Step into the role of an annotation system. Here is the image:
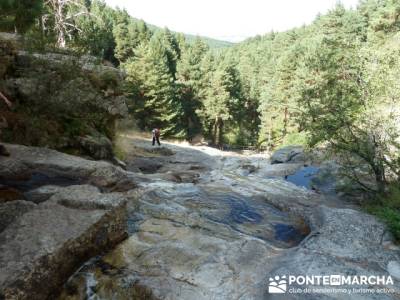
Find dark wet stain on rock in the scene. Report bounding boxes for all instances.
[0,185,25,202]
[273,223,308,245]
[227,197,263,224]
[0,172,82,192]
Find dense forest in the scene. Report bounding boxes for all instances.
[1,0,400,194]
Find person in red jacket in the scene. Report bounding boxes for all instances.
[152,128,161,146]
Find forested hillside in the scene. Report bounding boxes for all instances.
[1,0,400,193]
[3,2,400,297]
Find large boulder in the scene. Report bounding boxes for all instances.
[0,40,128,157]
[310,160,340,195]
[0,195,127,299]
[78,133,114,160]
[0,143,136,190]
[270,145,305,164]
[0,200,36,233]
[0,144,136,299]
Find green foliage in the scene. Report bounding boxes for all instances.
[72,0,118,63]
[124,33,184,137]
[365,184,400,240]
[184,34,234,49]
[376,208,400,241]
[0,0,43,33]
[280,132,308,148]
[62,117,87,137]
[4,0,400,176]
[113,11,151,63]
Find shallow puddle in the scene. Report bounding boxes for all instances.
[0,172,82,192]
[284,166,319,189]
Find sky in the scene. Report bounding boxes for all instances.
[104,0,360,42]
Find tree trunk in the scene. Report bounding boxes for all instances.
[283,106,288,136]
[374,162,386,194]
[267,116,273,150]
[217,119,223,148]
[213,117,218,146]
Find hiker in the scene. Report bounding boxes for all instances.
[152,128,161,146]
[0,91,12,156]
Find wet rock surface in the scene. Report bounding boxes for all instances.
[1,139,399,299]
[57,137,400,300]
[268,207,400,300]
[0,143,137,190]
[0,145,131,299]
[270,145,305,164]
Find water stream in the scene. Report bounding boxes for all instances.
[284,166,319,189]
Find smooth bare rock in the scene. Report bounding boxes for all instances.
[258,163,304,177]
[147,146,174,156]
[268,206,400,299]
[387,261,400,280]
[34,138,399,299]
[48,184,126,210]
[23,185,64,203]
[0,200,36,233]
[60,180,309,299]
[128,157,163,174]
[270,145,304,164]
[0,144,134,189]
[0,144,134,299]
[310,160,340,195]
[0,186,128,300]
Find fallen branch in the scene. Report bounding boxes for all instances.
[0,91,12,108]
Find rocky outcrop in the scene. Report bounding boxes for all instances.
[0,144,132,300]
[2,138,399,300]
[0,33,128,159]
[270,145,305,164]
[0,143,136,190]
[268,206,400,299]
[78,132,114,160]
[0,200,36,232]
[0,194,127,300]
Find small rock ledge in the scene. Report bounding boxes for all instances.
[0,144,133,299]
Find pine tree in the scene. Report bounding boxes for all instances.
[125,36,184,137]
[73,0,117,63]
[176,37,209,139]
[113,11,151,63]
[197,61,239,146]
[0,0,43,33]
